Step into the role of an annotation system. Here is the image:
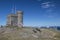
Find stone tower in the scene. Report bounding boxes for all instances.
[17,11,23,27]
[6,11,23,28]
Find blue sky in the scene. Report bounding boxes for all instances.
[0,0,60,26]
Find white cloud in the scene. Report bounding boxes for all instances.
[41,2,55,8]
[44,14,55,18]
[42,2,50,4]
[45,12,58,18]
[43,9,57,18]
[46,9,53,13]
[40,2,57,18]
[48,15,54,18]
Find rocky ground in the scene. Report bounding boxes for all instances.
[0,27,60,40]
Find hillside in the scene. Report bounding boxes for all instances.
[0,27,60,40]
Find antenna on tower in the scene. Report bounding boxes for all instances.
[11,0,16,14]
